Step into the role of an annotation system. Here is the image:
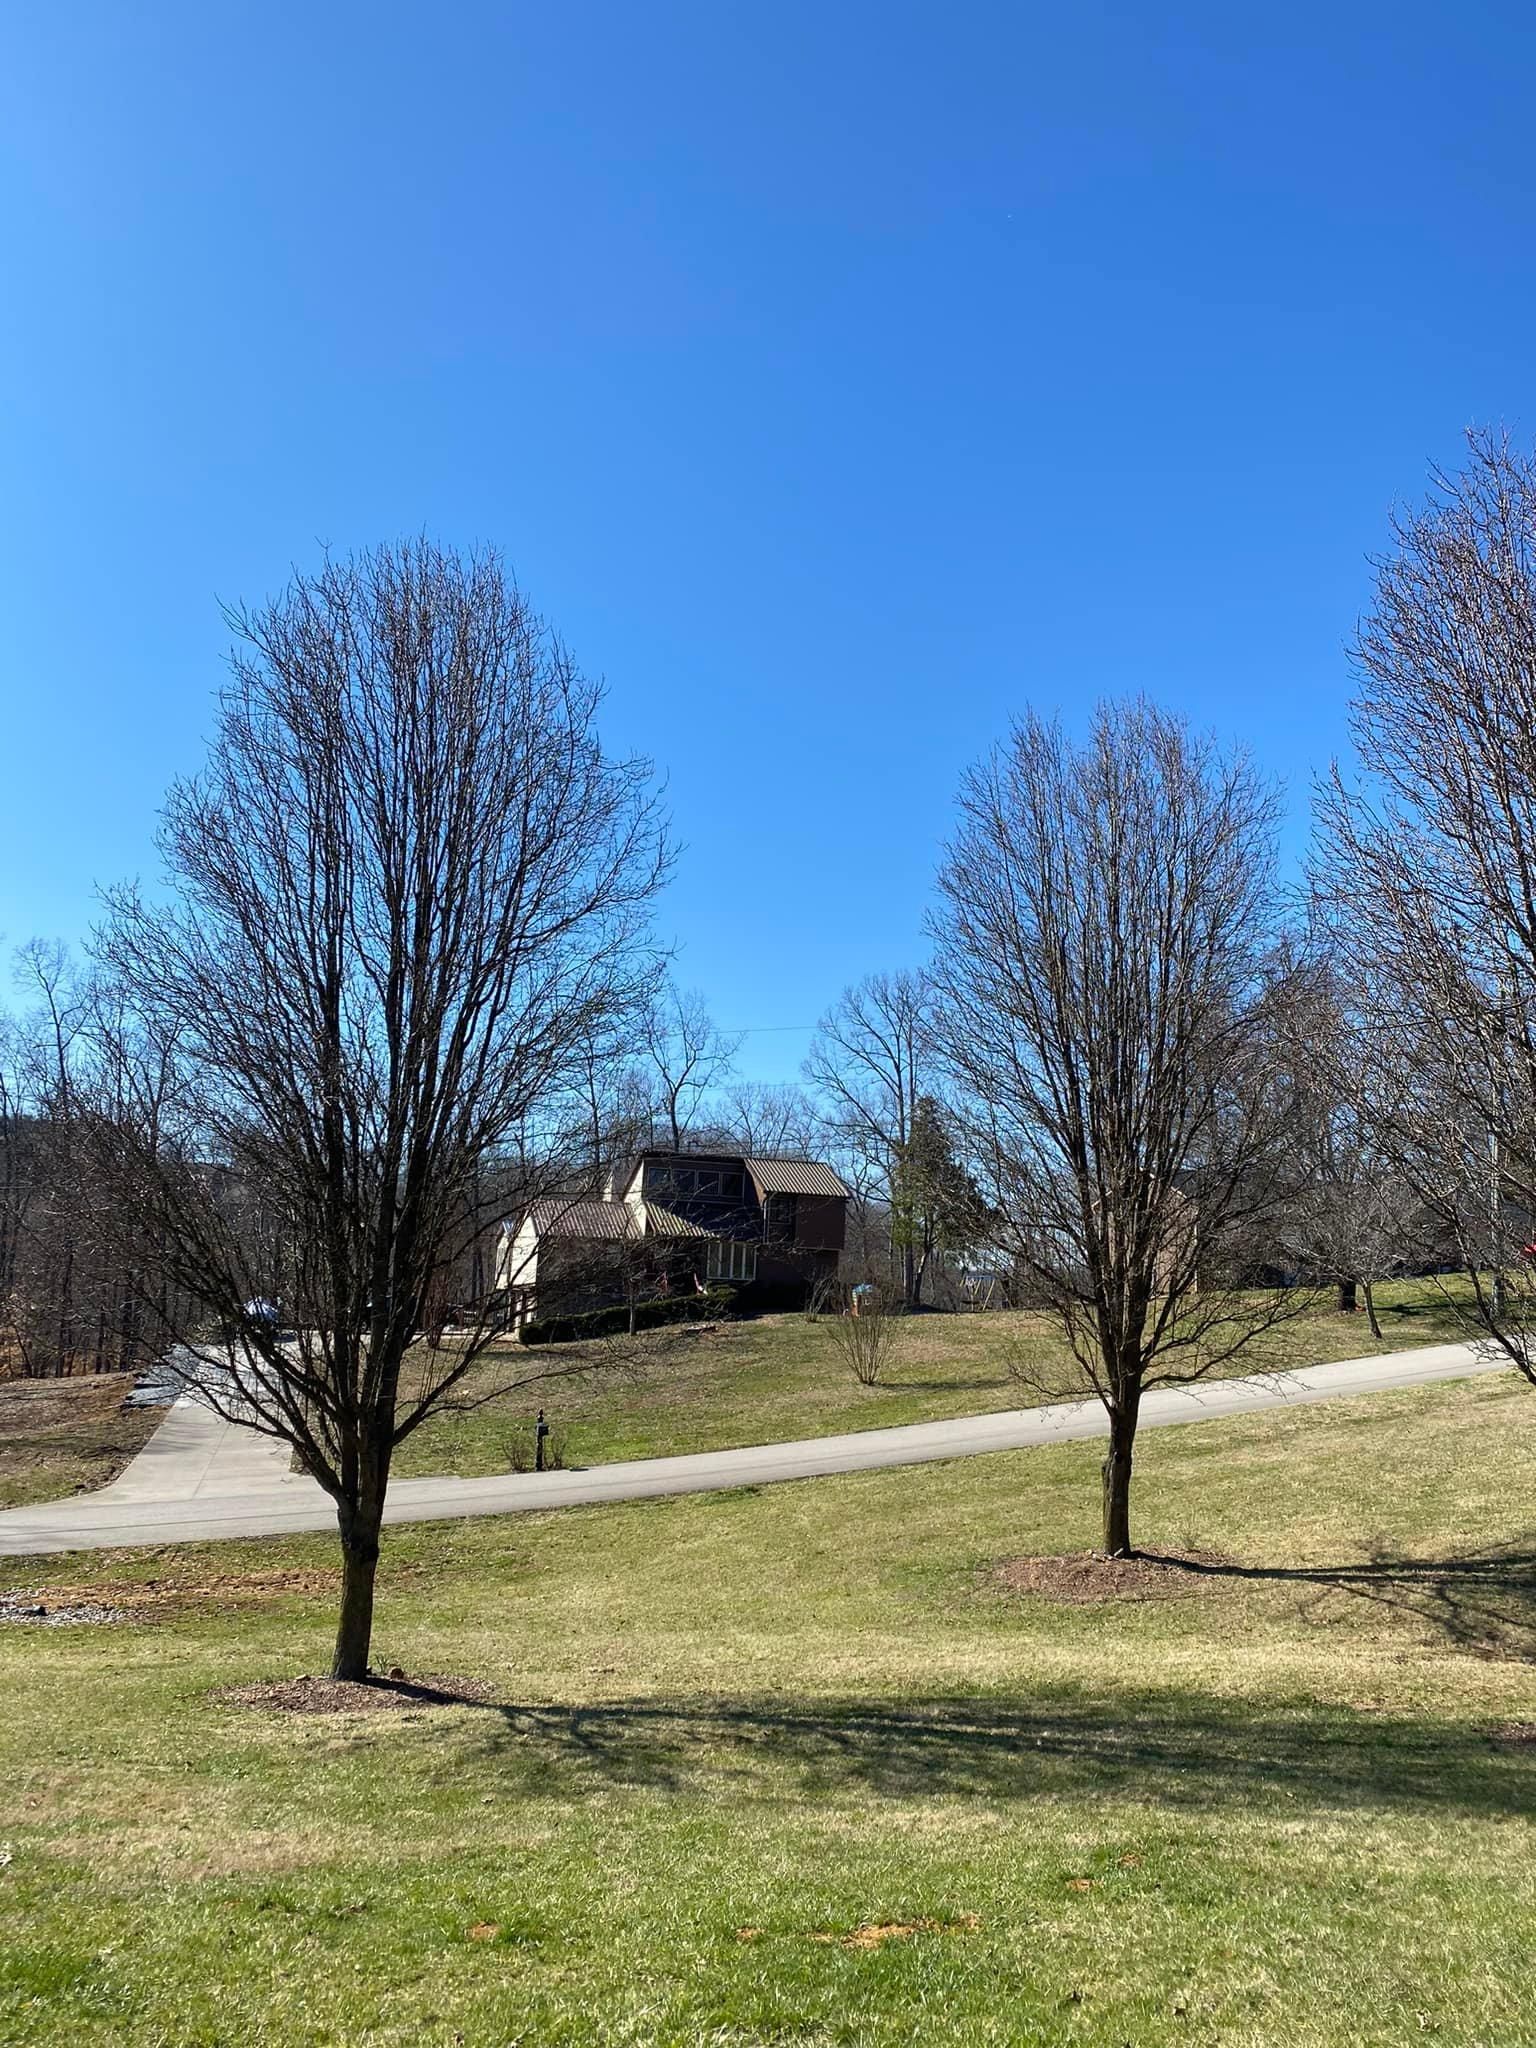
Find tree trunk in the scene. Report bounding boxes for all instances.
[332,1486,385,1682]
[1337,1277,1357,1313]
[1362,1280,1382,1341]
[902,1241,918,1312]
[1101,1402,1138,1558]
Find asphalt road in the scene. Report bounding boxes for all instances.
[0,1338,1503,1557]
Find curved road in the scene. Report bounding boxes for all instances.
[0,1338,1504,1557]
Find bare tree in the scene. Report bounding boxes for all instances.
[805,970,932,1306]
[1273,959,1432,1338]
[570,1024,655,1182]
[73,541,666,1679]
[714,1080,822,1157]
[1316,428,1536,1371]
[931,701,1303,1557]
[640,982,741,1151]
[826,1287,904,1386]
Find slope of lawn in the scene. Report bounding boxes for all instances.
[0,1373,166,1510]
[2,1363,1535,2045]
[394,1273,1480,1480]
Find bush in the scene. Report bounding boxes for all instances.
[519,1287,737,1347]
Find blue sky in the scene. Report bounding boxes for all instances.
[3,1,1533,1082]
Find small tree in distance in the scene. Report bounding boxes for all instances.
[931,701,1306,1558]
[73,541,667,1681]
[827,1288,904,1386]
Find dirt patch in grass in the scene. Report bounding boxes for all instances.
[810,1914,981,1949]
[994,1549,1227,1605]
[213,1672,498,1716]
[13,1567,342,1619]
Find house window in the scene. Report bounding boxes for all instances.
[706,1239,757,1283]
[645,1164,746,1203]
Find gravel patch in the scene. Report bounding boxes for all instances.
[0,1591,127,1627]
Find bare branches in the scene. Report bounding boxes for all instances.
[930,699,1301,1553]
[805,970,934,1304]
[73,540,666,1676]
[826,1291,904,1386]
[639,982,740,1152]
[1315,428,1536,1378]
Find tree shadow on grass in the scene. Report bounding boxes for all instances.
[1150,1542,1536,1663]
[459,1687,1536,1820]
[887,1375,1015,1395]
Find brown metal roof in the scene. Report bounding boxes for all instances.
[743,1157,851,1199]
[641,1203,724,1239]
[527,1196,725,1241]
[527,1198,639,1240]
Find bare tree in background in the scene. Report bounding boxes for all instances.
[640,982,741,1151]
[571,1024,655,1181]
[931,701,1303,1557]
[1316,428,1536,1373]
[715,1080,822,1157]
[1273,958,1430,1339]
[805,970,932,1306]
[72,541,666,1679]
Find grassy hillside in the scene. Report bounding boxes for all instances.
[3,1362,1534,2044]
[394,1273,1480,1479]
[0,1374,165,1510]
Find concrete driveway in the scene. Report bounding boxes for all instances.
[0,1337,1506,1557]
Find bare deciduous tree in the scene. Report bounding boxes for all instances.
[73,541,666,1679]
[640,982,741,1152]
[1316,427,1536,1371]
[805,970,932,1307]
[1273,959,1431,1338]
[931,701,1304,1557]
[714,1080,822,1158]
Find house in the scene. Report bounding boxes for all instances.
[497,1151,851,1324]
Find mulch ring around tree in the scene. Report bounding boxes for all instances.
[212,1671,499,1715]
[991,1549,1229,1605]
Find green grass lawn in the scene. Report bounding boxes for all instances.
[394,1273,1481,1480]
[3,1358,1535,2045]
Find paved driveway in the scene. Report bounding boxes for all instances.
[0,1338,1505,1557]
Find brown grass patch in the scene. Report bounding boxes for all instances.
[993,1549,1225,1605]
[19,1567,341,1618]
[212,1672,497,1716]
[811,1914,980,1950]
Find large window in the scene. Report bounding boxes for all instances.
[706,1239,757,1283]
[646,1164,746,1203]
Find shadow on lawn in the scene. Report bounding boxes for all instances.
[1154,1541,1536,1663]
[462,1688,1535,1818]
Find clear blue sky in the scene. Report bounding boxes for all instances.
[3,1,1532,1082]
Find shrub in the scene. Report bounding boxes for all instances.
[519,1286,737,1347]
[827,1292,905,1386]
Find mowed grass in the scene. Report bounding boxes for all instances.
[3,1364,1536,2045]
[394,1273,1480,1480]
[0,1373,165,1509]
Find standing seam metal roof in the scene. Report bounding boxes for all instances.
[742,1158,852,1198]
